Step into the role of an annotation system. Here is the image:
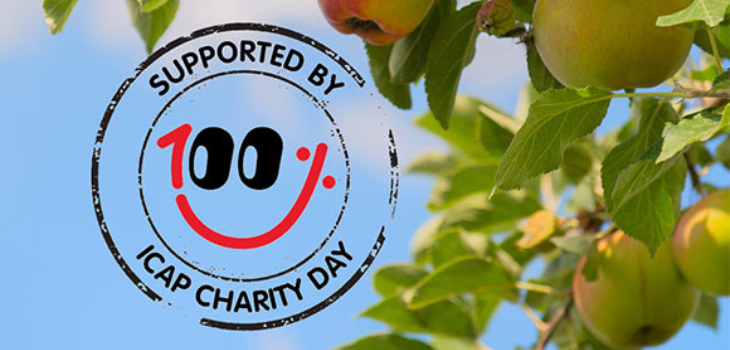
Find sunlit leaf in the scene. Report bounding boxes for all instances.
[373,264,428,298]
[496,87,612,190]
[408,257,513,308]
[366,43,412,109]
[602,99,685,253]
[361,296,477,338]
[657,107,729,163]
[126,0,179,53]
[389,0,455,84]
[425,2,483,128]
[43,0,79,34]
[657,0,730,28]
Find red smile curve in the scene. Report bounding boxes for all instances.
[176,143,329,249]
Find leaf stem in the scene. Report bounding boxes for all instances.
[706,26,724,74]
[515,281,556,295]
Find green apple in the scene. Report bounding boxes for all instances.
[533,0,693,90]
[317,0,434,45]
[574,231,699,348]
[674,190,730,296]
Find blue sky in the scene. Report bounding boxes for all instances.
[0,1,728,349]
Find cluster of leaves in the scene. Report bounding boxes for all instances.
[341,0,730,349]
[43,0,179,53]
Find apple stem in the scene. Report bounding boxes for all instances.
[705,27,724,75]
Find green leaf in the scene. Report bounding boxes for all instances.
[431,337,480,350]
[416,96,511,164]
[429,165,498,210]
[440,191,541,234]
[495,87,612,190]
[511,0,535,23]
[431,229,490,268]
[569,174,599,212]
[425,1,483,128]
[478,104,522,134]
[717,136,730,169]
[43,0,79,34]
[602,99,678,212]
[138,0,170,12]
[477,108,516,158]
[657,107,730,163]
[389,0,455,84]
[366,43,412,109]
[691,65,720,81]
[657,0,730,28]
[695,24,730,58]
[361,296,477,338]
[373,264,428,298]
[407,257,513,308]
[336,334,435,350]
[543,251,581,279]
[602,99,686,253]
[526,41,563,92]
[126,0,179,54]
[412,216,443,265]
[550,235,594,255]
[693,293,720,329]
[408,152,461,175]
[473,292,501,332]
[613,152,686,253]
[560,139,594,183]
[497,230,536,273]
[714,69,730,90]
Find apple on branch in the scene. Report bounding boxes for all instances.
[317,0,435,45]
[533,0,693,90]
[674,190,730,296]
[573,231,699,348]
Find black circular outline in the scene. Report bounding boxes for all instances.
[91,22,398,331]
[137,69,351,282]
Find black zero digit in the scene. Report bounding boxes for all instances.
[189,127,234,190]
[238,127,284,190]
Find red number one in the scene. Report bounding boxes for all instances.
[157,123,192,190]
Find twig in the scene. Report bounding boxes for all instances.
[684,153,706,196]
[536,299,573,350]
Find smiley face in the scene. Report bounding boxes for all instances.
[157,123,337,250]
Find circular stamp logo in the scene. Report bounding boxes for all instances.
[92,23,398,330]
